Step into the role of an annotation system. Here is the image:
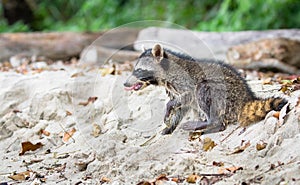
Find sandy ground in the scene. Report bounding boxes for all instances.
[0,60,299,185]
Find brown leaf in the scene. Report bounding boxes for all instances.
[186,174,201,183]
[71,72,85,78]
[92,123,101,137]
[40,129,50,136]
[12,109,22,113]
[212,161,224,167]
[62,128,76,142]
[189,131,202,141]
[8,170,32,181]
[226,166,243,173]
[100,66,115,77]
[136,181,153,185]
[156,174,168,181]
[100,176,110,183]
[171,177,180,183]
[256,141,267,151]
[19,141,43,156]
[79,97,98,106]
[202,137,216,151]
[66,110,72,116]
[230,141,250,154]
[218,166,243,174]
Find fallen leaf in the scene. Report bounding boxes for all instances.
[256,141,267,151]
[279,84,291,94]
[92,123,101,137]
[171,177,179,183]
[156,174,168,181]
[62,128,76,142]
[202,137,216,151]
[71,72,85,78]
[19,141,43,155]
[189,131,202,141]
[230,141,250,154]
[136,181,153,185]
[79,97,98,106]
[66,110,72,116]
[40,129,50,136]
[212,161,224,167]
[226,166,243,173]
[100,176,111,183]
[186,174,201,183]
[12,109,22,113]
[218,166,243,174]
[100,66,115,77]
[8,170,32,181]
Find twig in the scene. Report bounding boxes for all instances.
[221,126,241,142]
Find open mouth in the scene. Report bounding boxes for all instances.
[124,82,147,91]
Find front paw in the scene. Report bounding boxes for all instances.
[165,99,179,118]
[161,126,173,135]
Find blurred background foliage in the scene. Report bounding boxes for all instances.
[0,0,299,32]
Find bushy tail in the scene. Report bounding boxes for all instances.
[239,97,288,127]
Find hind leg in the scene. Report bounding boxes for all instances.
[182,81,228,134]
[181,120,226,134]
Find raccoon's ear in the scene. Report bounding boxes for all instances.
[141,44,146,52]
[151,44,164,63]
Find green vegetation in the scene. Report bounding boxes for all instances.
[0,0,299,32]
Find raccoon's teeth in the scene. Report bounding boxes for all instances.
[134,83,143,90]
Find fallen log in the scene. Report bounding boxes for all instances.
[0,32,103,61]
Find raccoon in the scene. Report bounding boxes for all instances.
[124,44,288,135]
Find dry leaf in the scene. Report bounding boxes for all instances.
[202,137,216,151]
[226,166,243,173]
[136,181,153,185]
[256,141,267,151]
[100,66,115,77]
[100,176,111,183]
[71,72,85,78]
[189,131,202,141]
[186,174,201,183]
[218,166,243,174]
[212,161,224,167]
[156,174,168,181]
[40,129,50,136]
[171,177,179,183]
[79,97,98,106]
[19,141,43,155]
[8,170,33,181]
[12,109,22,113]
[62,128,76,142]
[230,141,250,154]
[92,123,101,137]
[66,110,72,116]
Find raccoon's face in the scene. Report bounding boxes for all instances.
[124,44,165,91]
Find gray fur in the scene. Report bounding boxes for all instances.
[124,44,257,135]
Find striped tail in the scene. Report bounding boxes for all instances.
[239,97,288,127]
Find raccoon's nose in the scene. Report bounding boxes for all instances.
[123,82,130,87]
